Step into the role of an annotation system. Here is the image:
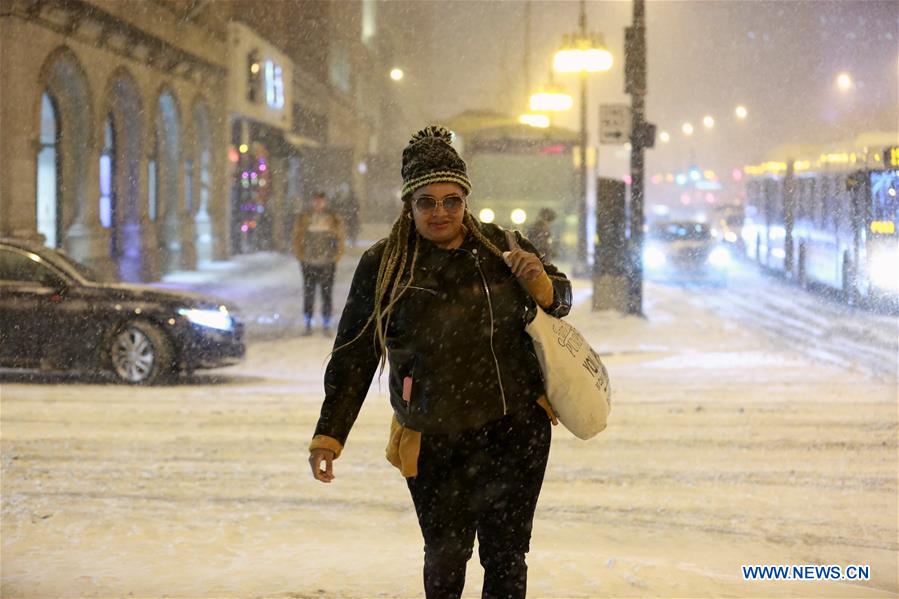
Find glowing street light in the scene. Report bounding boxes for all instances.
[735,105,748,120]
[390,68,404,81]
[659,131,670,143]
[529,88,574,111]
[702,115,715,129]
[552,0,613,270]
[479,208,496,223]
[836,72,852,91]
[511,209,528,225]
[553,41,614,73]
[518,113,551,128]
[682,122,694,136]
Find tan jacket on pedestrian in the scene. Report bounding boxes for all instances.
[291,212,346,264]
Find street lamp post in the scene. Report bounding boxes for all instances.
[553,0,612,275]
[578,52,588,274]
[625,0,654,316]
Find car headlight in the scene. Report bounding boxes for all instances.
[644,246,667,269]
[708,247,731,268]
[869,250,898,291]
[178,306,234,331]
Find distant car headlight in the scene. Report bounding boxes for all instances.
[644,246,667,269]
[869,250,898,291]
[708,247,731,268]
[178,306,234,331]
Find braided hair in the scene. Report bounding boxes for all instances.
[334,202,504,372]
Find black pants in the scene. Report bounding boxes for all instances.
[300,262,335,321]
[407,402,551,599]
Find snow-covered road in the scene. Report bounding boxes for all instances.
[2,249,896,598]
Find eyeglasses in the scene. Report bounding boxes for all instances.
[413,195,465,214]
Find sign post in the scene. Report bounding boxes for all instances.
[599,104,632,145]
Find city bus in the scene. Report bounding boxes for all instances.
[447,113,580,259]
[742,146,898,305]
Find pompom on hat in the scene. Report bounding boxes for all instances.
[401,125,472,199]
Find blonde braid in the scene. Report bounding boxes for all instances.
[332,203,419,373]
[373,204,418,369]
[333,208,497,372]
[464,211,504,257]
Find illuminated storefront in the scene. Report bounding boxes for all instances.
[227,23,293,254]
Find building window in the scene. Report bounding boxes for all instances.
[362,0,377,44]
[264,60,285,109]
[184,159,194,214]
[329,44,351,93]
[148,157,157,222]
[199,149,210,216]
[247,50,263,103]
[99,117,115,229]
[36,92,60,248]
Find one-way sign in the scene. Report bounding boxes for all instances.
[599,104,632,145]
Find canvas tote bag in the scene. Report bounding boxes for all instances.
[505,230,611,439]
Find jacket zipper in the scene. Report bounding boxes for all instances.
[469,248,508,416]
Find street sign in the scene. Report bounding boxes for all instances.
[599,104,632,145]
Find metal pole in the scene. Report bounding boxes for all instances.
[627,0,646,315]
[578,74,588,272]
[524,0,531,96]
[576,0,589,274]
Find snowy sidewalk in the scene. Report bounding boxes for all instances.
[1,230,896,598]
[152,222,393,340]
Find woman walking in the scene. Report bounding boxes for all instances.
[308,126,571,598]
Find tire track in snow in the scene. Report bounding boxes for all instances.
[665,266,898,380]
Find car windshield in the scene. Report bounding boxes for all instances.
[650,222,712,242]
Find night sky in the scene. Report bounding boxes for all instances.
[380,0,898,184]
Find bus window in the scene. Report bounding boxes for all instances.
[813,177,824,227]
[870,170,899,223]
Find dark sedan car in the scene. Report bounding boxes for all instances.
[0,239,244,384]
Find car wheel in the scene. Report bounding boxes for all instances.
[108,320,173,385]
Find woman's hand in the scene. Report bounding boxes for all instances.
[309,448,336,483]
[503,249,545,282]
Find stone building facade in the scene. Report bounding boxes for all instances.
[0,0,410,280]
[0,0,232,281]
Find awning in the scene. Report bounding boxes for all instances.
[284,132,322,149]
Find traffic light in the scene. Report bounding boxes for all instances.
[638,122,656,149]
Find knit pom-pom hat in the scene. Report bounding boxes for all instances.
[401,125,472,199]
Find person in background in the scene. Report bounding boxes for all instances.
[525,207,558,261]
[291,191,345,336]
[307,125,572,598]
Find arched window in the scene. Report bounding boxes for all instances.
[199,148,210,215]
[247,50,262,103]
[148,132,158,222]
[36,92,60,247]
[99,116,115,229]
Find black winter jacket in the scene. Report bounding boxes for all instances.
[313,222,572,444]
